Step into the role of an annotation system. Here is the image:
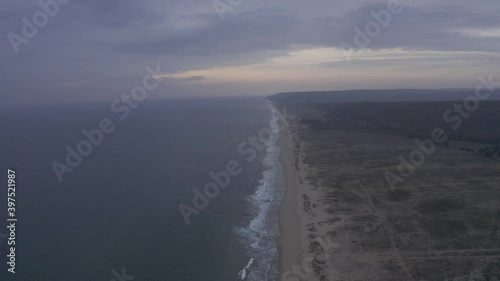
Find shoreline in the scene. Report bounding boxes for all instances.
[275,106,305,278]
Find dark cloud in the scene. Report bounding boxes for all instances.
[114,8,301,56]
[107,2,500,57]
[1,0,499,105]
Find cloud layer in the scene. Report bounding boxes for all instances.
[1,0,499,105]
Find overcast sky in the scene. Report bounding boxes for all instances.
[2,0,500,105]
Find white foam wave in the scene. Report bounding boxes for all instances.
[238,258,254,280]
[235,107,285,281]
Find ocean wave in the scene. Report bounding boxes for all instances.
[234,108,285,281]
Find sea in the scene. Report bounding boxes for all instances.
[0,96,285,281]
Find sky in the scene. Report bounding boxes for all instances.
[1,0,500,105]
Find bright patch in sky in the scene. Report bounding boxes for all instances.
[160,48,500,84]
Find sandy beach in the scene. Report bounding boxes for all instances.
[277,106,329,281]
[277,110,304,276]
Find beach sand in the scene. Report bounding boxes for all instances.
[277,107,329,281]
[277,112,304,276]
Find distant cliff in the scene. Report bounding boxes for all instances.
[267,89,500,104]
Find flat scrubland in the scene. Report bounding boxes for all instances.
[273,96,500,281]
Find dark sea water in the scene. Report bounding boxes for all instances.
[0,97,284,281]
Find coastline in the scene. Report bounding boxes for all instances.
[275,106,305,278]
